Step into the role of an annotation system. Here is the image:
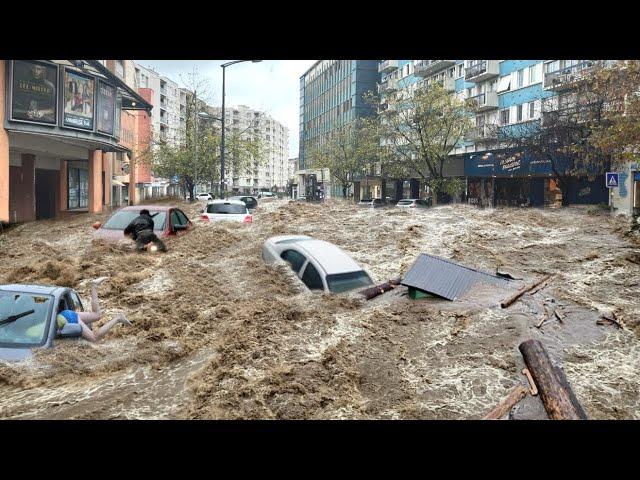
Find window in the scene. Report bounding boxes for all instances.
[280,250,306,273]
[116,60,124,78]
[528,101,535,119]
[517,69,524,88]
[516,105,523,122]
[496,76,511,93]
[528,65,537,84]
[301,262,324,290]
[175,209,189,226]
[500,109,510,125]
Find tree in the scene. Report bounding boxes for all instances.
[306,117,381,199]
[581,60,640,164]
[139,70,265,201]
[499,62,616,206]
[364,82,472,203]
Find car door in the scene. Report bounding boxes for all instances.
[175,209,191,232]
[299,260,326,291]
[280,249,307,276]
[170,209,190,236]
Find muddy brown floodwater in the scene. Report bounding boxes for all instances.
[0,198,638,419]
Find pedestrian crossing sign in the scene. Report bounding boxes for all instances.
[606,172,619,188]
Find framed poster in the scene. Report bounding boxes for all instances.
[96,80,116,135]
[10,60,58,125]
[63,69,95,130]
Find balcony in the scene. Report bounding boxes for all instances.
[414,60,456,77]
[465,60,500,82]
[468,91,498,111]
[428,76,455,92]
[379,60,399,73]
[543,61,599,91]
[464,124,498,142]
[377,78,398,94]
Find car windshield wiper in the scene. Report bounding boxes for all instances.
[0,309,35,327]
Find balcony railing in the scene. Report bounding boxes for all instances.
[379,60,399,73]
[414,60,456,77]
[465,60,500,82]
[465,124,498,142]
[468,91,498,111]
[427,76,455,92]
[543,61,599,90]
[377,78,398,94]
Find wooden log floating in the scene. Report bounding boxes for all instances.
[500,275,552,309]
[483,384,529,420]
[360,278,402,300]
[518,339,588,420]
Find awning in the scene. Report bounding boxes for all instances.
[114,174,130,184]
[112,179,126,187]
[62,60,153,113]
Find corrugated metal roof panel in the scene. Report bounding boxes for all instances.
[401,253,511,301]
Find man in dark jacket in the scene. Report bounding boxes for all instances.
[123,209,168,252]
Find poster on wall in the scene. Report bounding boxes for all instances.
[96,81,116,135]
[63,69,95,130]
[11,60,58,125]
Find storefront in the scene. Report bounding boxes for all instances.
[464,150,605,208]
[1,60,152,224]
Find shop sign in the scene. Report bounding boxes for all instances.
[11,60,58,125]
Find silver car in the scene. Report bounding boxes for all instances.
[396,198,431,209]
[262,235,374,293]
[357,198,387,208]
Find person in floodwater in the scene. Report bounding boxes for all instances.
[56,277,132,342]
[123,208,168,253]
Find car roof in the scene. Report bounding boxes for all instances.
[295,240,363,275]
[267,235,312,244]
[209,199,246,205]
[0,284,67,295]
[399,199,419,201]
[120,205,173,211]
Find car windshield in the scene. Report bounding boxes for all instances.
[0,291,53,347]
[359,199,372,203]
[207,203,246,214]
[398,200,413,205]
[102,210,167,231]
[326,271,373,294]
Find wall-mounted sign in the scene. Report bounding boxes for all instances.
[11,60,58,125]
[606,172,619,188]
[63,69,95,130]
[96,80,116,135]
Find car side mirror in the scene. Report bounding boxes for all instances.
[92,221,101,230]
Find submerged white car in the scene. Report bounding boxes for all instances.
[200,199,253,223]
[262,235,374,293]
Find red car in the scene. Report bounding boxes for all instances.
[92,205,193,243]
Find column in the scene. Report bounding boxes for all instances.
[0,60,9,223]
[129,153,138,205]
[17,154,36,222]
[59,160,68,212]
[87,149,103,213]
[102,152,112,206]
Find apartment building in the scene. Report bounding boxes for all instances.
[209,105,290,194]
[135,64,181,146]
[298,60,379,199]
[376,60,622,208]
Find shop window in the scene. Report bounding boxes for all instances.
[68,166,89,209]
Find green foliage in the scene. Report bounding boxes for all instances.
[364,83,472,194]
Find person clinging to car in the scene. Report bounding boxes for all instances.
[123,208,168,253]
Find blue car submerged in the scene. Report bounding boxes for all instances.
[0,284,86,362]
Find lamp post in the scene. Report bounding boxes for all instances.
[220,60,262,197]
[194,110,212,200]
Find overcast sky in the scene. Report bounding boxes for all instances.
[135,60,317,158]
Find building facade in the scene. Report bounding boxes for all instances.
[298,60,379,199]
[135,64,181,146]
[209,105,289,195]
[1,60,152,225]
[375,60,620,208]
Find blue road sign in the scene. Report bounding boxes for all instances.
[606,172,619,188]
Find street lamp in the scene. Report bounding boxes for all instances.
[193,111,211,200]
[220,60,262,197]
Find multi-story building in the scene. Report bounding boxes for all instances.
[134,64,181,146]
[376,60,621,208]
[210,105,289,195]
[298,60,379,199]
[0,60,152,224]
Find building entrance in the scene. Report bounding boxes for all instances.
[35,169,58,219]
